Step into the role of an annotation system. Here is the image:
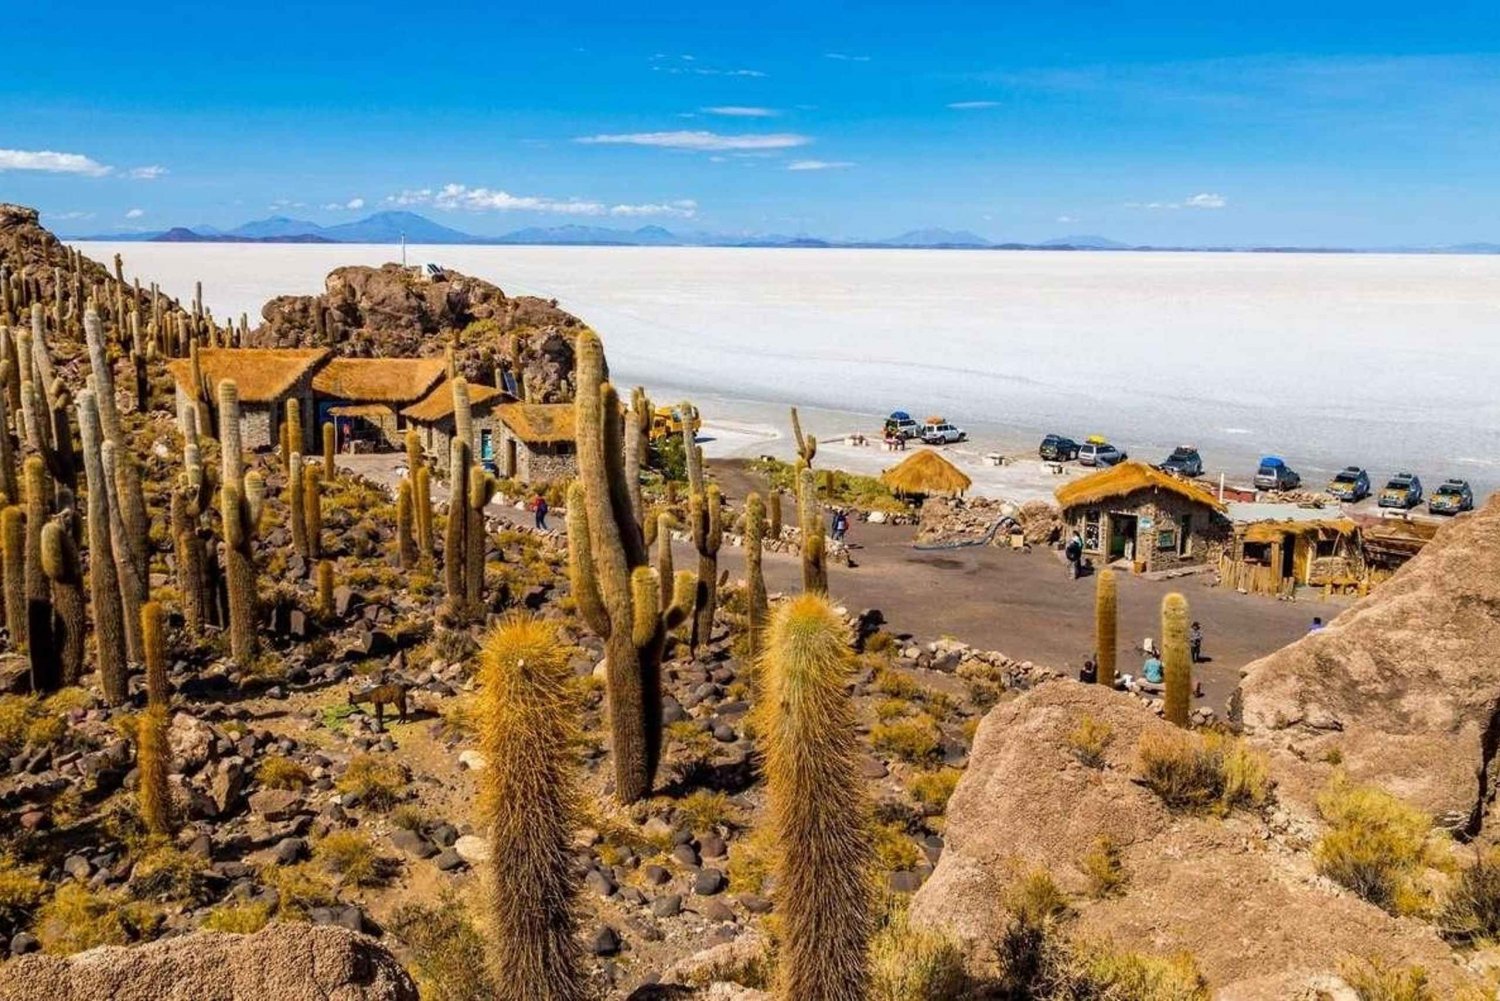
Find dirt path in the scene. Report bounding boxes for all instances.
[338,453,1335,710]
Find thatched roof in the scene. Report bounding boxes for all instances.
[1055,462,1225,513]
[1241,517,1358,544]
[312,357,446,404]
[400,378,506,423]
[327,403,396,419]
[166,348,330,404]
[495,403,575,445]
[880,449,973,496]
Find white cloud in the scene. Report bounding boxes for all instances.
[124,208,145,219]
[947,100,999,109]
[48,211,95,221]
[385,189,431,207]
[347,197,366,210]
[323,197,366,211]
[1057,215,1077,223]
[126,165,167,180]
[786,160,854,171]
[825,52,871,62]
[609,199,698,218]
[0,148,112,176]
[577,130,810,151]
[270,198,307,210]
[701,106,779,118]
[1127,192,1228,210]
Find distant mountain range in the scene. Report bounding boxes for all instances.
[61,211,1500,254]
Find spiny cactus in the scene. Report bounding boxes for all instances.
[22,456,48,614]
[282,399,302,470]
[687,485,723,653]
[743,492,770,661]
[102,441,148,666]
[796,467,827,594]
[624,388,651,528]
[139,612,171,840]
[757,593,871,999]
[288,453,307,558]
[477,614,586,1001]
[0,363,18,505]
[466,467,492,611]
[452,377,473,455]
[768,490,782,540]
[790,406,817,468]
[396,478,417,569]
[1162,593,1192,727]
[303,464,322,561]
[654,513,674,611]
[0,507,20,647]
[414,464,433,555]
[219,383,263,669]
[40,518,85,688]
[1095,569,1117,688]
[218,380,243,488]
[322,421,336,480]
[569,329,693,802]
[82,307,123,445]
[444,438,471,620]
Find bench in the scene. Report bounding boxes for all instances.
[986,453,1006,466]
[1045,461,1064,475]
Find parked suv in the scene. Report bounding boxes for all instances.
[1254,457,1301,492]
[922,422,967,444]
[1429,479,1474,515]
[1326,467,1371,502]
[1078,442,1127,467]
[1039,434,1080,461]
[1160,446,1203,477]
[1379,472,1423,509]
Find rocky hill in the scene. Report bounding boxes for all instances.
[251,263,584,402]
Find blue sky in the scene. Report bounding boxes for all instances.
[4,0,1499,245]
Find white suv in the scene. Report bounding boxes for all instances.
[1078,442,1127,467]
[922,422,966,444]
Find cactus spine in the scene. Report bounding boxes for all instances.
[138,601,172,836]
[1162,592,1192,727]
[757,594,871,1000]
[40,519,85,688]
[396,478,417,569]
[796,467,827,594]
[478,614,586,1001]
[322,421,336,480]
[1,507,22,648]
[568,331,692,803]
[1095,568,1118,688]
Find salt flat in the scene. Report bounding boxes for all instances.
[76,242,1500,497]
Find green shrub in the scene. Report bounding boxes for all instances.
[0,855,47,928]
[34,883,157,955]
[909,768,962,814]
[314,831,386,888]
[1338,956,1436,1001]
[256,755,311,790]
[1440,849,1500,942]
[993,870,1072,993]
[1135,731,1269,814]
[1081,835,1129,899]
[871,715,943,764]
[1314,777,1433,915]
[202,901,272,934]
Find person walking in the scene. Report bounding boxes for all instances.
[531,492,549,531]
[1065,532,1083,579]
[1189,621,1203,663]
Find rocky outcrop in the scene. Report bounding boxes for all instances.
[0,204,117,304]
[0,923,418,1001]
[1237,495,1500,831]
[910,681,1475,997]
[252,263,583,401]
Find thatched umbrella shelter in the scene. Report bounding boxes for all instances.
[881,449,973,498]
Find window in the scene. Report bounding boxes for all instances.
[1083,510,1101,551]
[1157,528,1177,552]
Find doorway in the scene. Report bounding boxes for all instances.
[1109,514,1138,562]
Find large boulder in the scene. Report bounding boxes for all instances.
[253,263,582,401]
[1236,495,1500,831]
[0,922,418,1001]
[910,681,1475,996]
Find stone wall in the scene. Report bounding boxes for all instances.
[1066,488,1225,573]
[515,441,577,484]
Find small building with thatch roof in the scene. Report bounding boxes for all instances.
[880,449,973,498]
[311,357,447,451]
[1055,461,1228,573]
[166,347,330,452]
[402,380,577,482]
[1220,516,1363,597]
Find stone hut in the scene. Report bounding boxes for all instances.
[1219,516,1363,597]
[311,356,447,451]
[167,348,330,452]
[401,378,507,466]
[1055,462,1228,573]
[492,402,578,483]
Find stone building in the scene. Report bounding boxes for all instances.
[492,402,577,483]
[1055,462,1228,574]
[400,378,506,465]
[311,356,447,451]
[167,348,330,452]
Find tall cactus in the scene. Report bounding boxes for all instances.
[218,380,262,667]
[654,513,674,610]
[139,601,172,836]
[466,468,492,610]
[796,467,827,594]
[624,387,651,528]
[790,406,817,468]
[478,614,586,1001]
[0,362,18,505]
[443,438,471,620]
[102,441,148,665]
[414,464,433,556]
[282,399,302,470]
[40,518,85,687]
[396,478,417,569]
[757,593,871,999]
[303,464,322,560]
[288,453,307,558]
[1,506,22,648]
[743,492,770,660]
[452,377,473,455]
[316,559,334,621]
[322,421,336,480]
[82,308,123,445]
[687,485,723,653]
[568,330,693,802]
[1095,568,1118,688]
[1162,593,1192,727]
[768,490,782,540]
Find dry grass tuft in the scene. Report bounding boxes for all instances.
[1314,776,1434,916]
[1135,730,1269,815]
[256,755,311,790]
[201,901,272,934]
[336,754,408,812]
[869,897,969,1001]
[1067,715,1114,769]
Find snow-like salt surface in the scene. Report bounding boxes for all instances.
[75,242,1500,497]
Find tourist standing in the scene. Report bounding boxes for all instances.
[1189,621,1203,663]
[1065,532,1083,578]
[531,492,549,531]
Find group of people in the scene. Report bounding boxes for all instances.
[1078,621,1206,698]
